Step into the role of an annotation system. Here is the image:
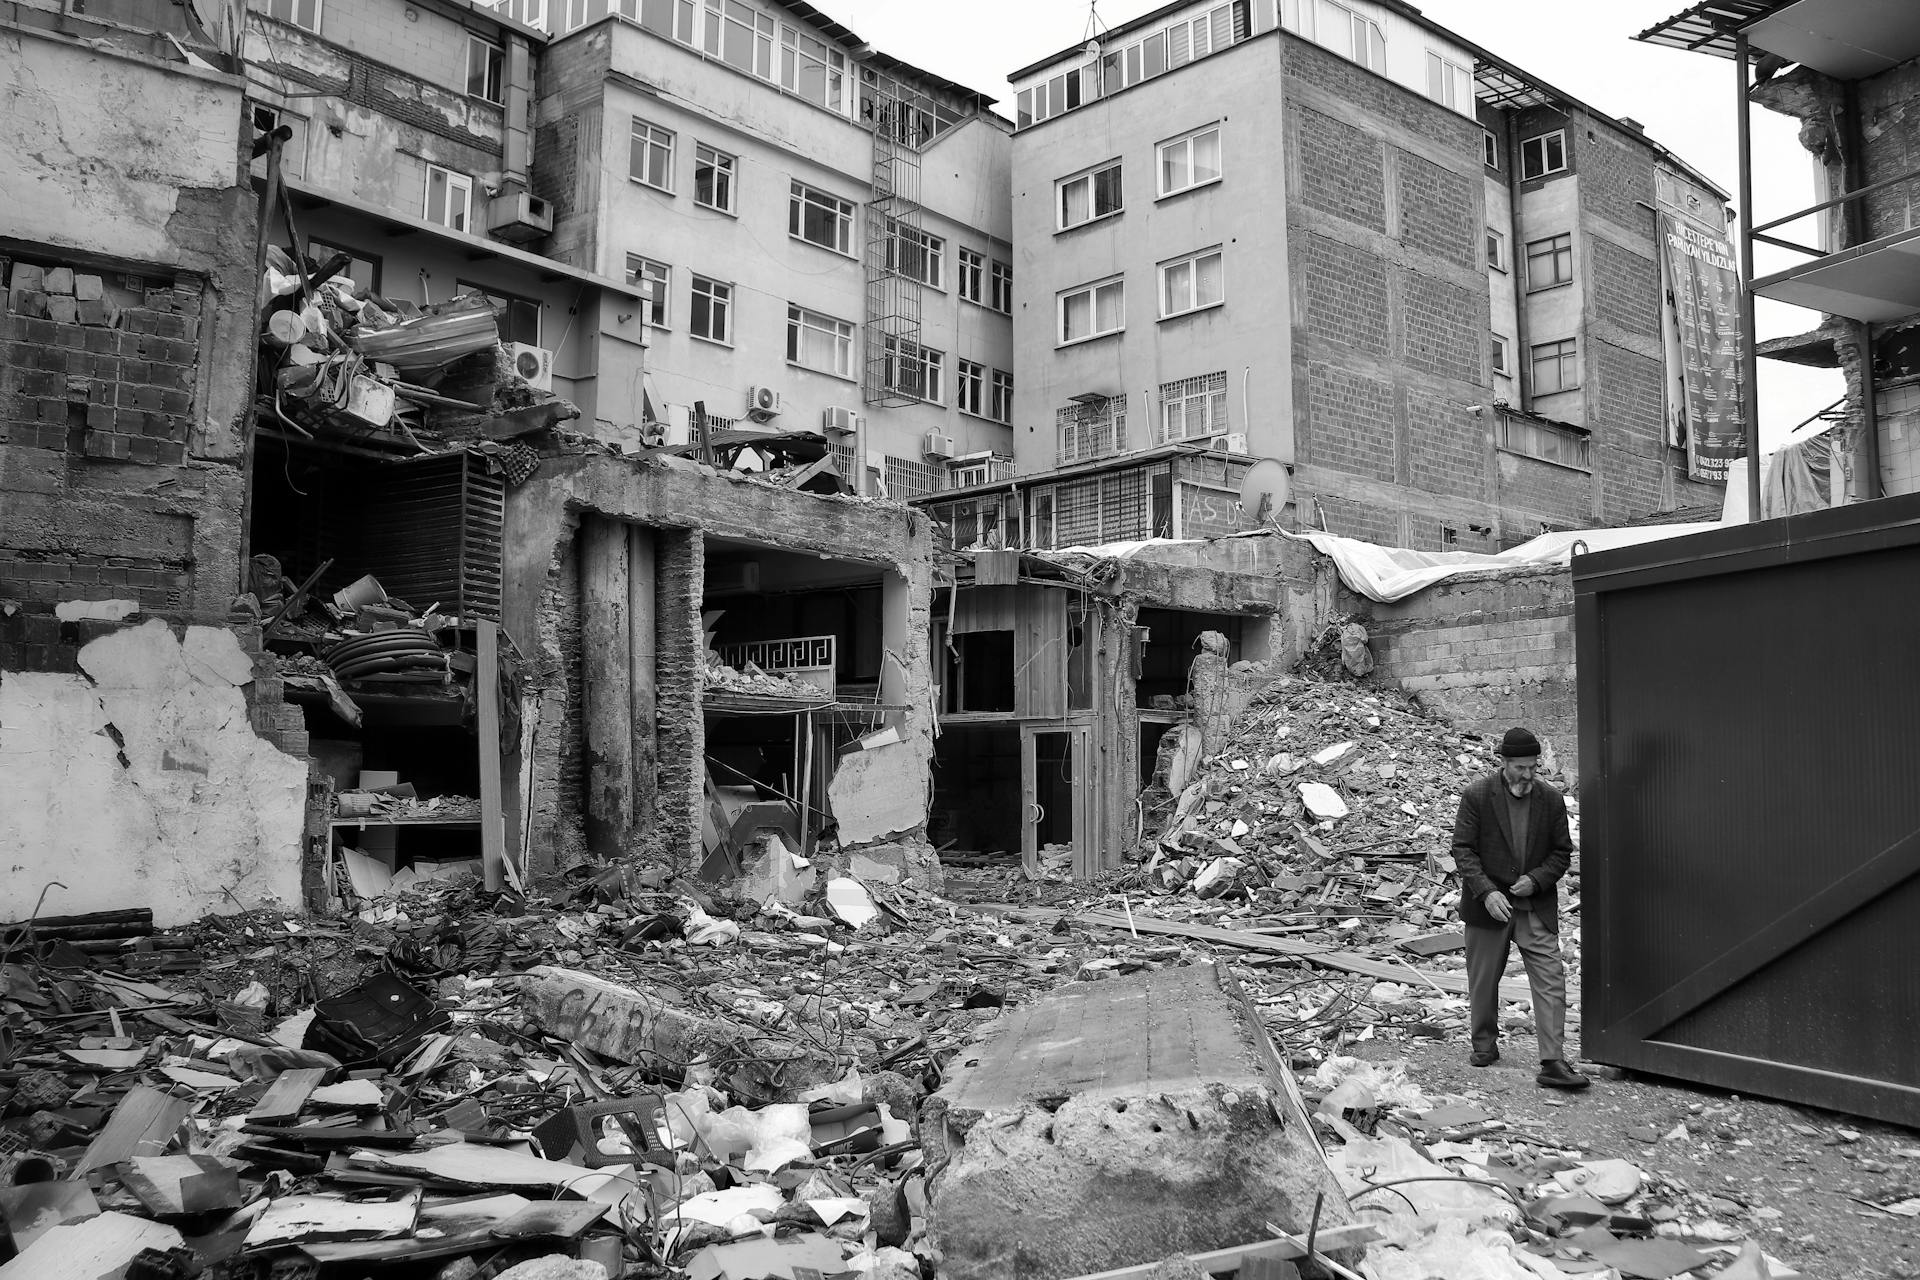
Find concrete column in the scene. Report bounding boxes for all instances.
[879,567,911,728]
[628,524,658,837]
[581,516,634,858]
[1190,629,1233,757]
[652,528,706,873]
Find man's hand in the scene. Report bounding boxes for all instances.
[1510,874,1537,897]
[1485,891,1513,923]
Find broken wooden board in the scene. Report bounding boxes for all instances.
[0,1211,183,1280]
[1061,1225,1382,1279]
[303,1193,533,1264]
[309,1079,384,1111]
[1074,910,1531,1002]
[245,1188,422,1247]
[72,1084,191,1175]
[347,1142,607,1191]
[122,1154,244,1215]
[1399,931,1467,957]
[60,1047,146,1070]
[491,1198,607,1241]
[248,1066,328,1125]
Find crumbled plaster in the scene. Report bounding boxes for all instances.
[826,740,924,846]
[0,619,307,925]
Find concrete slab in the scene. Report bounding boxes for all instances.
[926,964,1355,1280]
[827,741,923,844]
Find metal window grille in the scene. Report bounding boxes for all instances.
[1495,415,1591,469]
[1057,399,1127,464]
[1158,372,1228,442]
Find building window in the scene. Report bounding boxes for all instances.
[887,222,945,288]
[1491,332,1510,375]
[1496,413,1591,469]
[625,256,670,327]
[1158,124,1221,198]
[883,336,942,402]
[1160,248,1223,318]
[424,166,473,232]
[1483,129,1500,170]
[990,259,1013,313]
[1486,227,1508,271]
[636,0,699,44]
[1526,233,1573,290]
[1058,161,1123,230]
[1059,277,1125,344]
[691,275,733,344]
[1530,338,1578,394]
[1425,52,1472,113]
[630,119,675,191]
[1520,129,1568,180]
[308,238,380,294]
[466,36,504,103]
[1056,399,1127,464]
[990,368,1014,423]
[957,359,987,416]
[786,304,854,377]
[781,26,848,111]
[949,460,995,489]
[693,144,736,213]
[459,282,543,346]
[704,0,776,77]
[957,248,985,304]
[1159,371,1229,441]
[789,182,854,255]
[266,0,321,31]
[1322,1,1385,74]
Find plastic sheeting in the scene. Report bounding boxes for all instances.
[1296,525,1721,603]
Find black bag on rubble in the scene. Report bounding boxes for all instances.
[302,968,451,1068]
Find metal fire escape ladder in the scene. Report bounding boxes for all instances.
[863,72,928,409]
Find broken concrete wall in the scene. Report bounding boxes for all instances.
[0,619,308,925]
[503,453,936,876]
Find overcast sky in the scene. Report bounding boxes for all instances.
[824,0,1841,449]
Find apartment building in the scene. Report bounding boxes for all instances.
[532,0,1016,496]
[921,0,1730,555]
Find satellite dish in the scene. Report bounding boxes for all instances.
[1238,458,1291,527]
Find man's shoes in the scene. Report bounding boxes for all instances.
[1537,1059,1591,1090]
[1470,1048,1499,1067]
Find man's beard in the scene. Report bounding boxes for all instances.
[1507,778,1534,796]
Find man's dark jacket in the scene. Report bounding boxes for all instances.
[1450,772,1574,929]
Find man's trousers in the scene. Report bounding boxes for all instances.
[1464,908,1567,1061]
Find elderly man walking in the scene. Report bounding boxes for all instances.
[1451,727,1589,1090]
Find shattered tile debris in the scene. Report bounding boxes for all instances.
[0,664,1850,1280]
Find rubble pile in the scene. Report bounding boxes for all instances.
[700,658,831,703]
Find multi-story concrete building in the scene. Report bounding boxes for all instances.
[922,0,1731,554]
[536,0,1016,496]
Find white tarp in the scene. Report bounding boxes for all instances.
[1296,524,1722,603]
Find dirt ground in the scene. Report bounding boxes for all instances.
[1349,1020,1920,1278]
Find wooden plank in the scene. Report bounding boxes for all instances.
[1063,1224,1381,1279]
[72,1085,190,1176]
[1075,911,1532,1002]
[1612,822,1920,1042]
[477,618,507,892]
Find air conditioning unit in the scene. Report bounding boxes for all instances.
[922,430,954,459]
[486,190,554,243]
[822,405,859,436]
[746,385,783,420]
[1219,432,1249,455]
[508,342,554,390]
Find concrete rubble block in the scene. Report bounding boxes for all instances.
[925,964,1356,1280]
[827,741,924,844]
[47,295,78,324]
[73,274,104,301]
[10,262,45,293]
[841,840,944,894]
[516,965,846,1104]
[42,266,74,294]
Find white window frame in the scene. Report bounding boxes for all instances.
[1526,232,1574,291]
[883,335,942,403]
[1483,129,1501,170]
[1491,332,1510,376]
[266,0,321,32]
[629,0,699,44]
[1158,123,1222,199]
[1280,0,1313,36]
[694,143,736,213]
[466,35,504,104]
[1425,51,1472,114]
[1530,337,1578,395]
[630,118,675,192]
[789,182,854,255]
[1496,413,1591,470]
[989,259,1013,314]
[990,368,1013,423]
[785,304,854,378]
[780,25,849,113]
[1486,226,1508,272]
[957,358,987,416]
[1058,276,1125,345]
[690,275,733,345]
[957,248,986,305]
[1520,129,1568,180]
[423,165,473,233]
[626,256,670,328]
[887,221,945,288]
[1322,1,1385,74]
[1158,371,1229,442]
[1057,160,1123,231]
[1159,248,1224,319]
[948,460,994,489]
[704,0,776,80]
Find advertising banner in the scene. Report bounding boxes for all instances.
[1659,214,1747,483]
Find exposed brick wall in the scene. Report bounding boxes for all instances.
[1588,339,1663,445]
[1300,233,1390,355]
[1599,442,1667,524]
[1400,271,1483,384]
[554,535,586,862]
[1496,451,1593,526]
[1396,150,1477,270]
[1406,390,1484,500]
[1303,362,1395,482]
[1578,124,1657,237]
[651,525,705,873]
[1285,35,1479,154]
[1295,106,1386,234]
[1405,513,1494,554]
[1312,491,1401,546]
[1590,237,1660,336]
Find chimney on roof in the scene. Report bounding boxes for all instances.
[1618,117,1647,134]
